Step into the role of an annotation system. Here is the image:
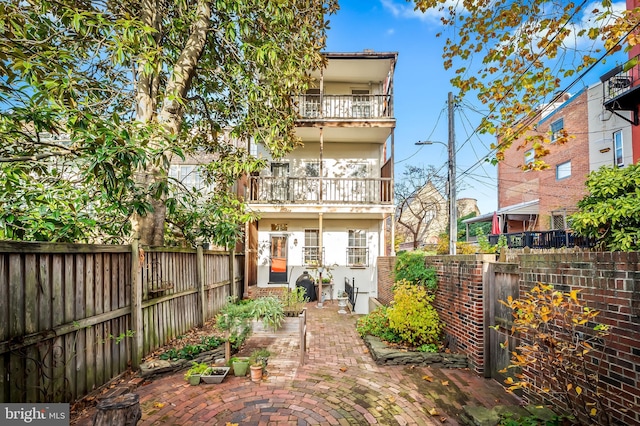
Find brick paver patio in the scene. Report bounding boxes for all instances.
[72,302,520,425]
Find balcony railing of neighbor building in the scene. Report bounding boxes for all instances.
[601,54,640,103]
[247,176,393,204]
[488,230,596,249]
[293,94,392,119]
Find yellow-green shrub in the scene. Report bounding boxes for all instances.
[387,280,443,346]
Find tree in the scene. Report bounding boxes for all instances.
[0,0,338,245]
[395,165,447,249]
[413,0,639,163]
[570,164,640,251]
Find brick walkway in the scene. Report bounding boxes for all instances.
[73,302,520,425]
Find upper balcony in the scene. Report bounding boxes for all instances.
[293,94,392,120]
[246,175,392,205]
[600,54,640,126]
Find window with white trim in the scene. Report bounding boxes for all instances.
[556,161,571,180]
[613,130,624,167]
[550,118,564,142]
[524,149,535,165]
[347,230,368,266]
[303,229,320,265]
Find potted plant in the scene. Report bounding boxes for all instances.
[231,356,250,377]
[249,348,271,382]
[184,361,210,385]
[337,291,349,314]
[200,366,230,384]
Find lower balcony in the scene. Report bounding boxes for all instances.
[247,176,392,204]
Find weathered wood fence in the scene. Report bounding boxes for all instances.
[0,241,243,404]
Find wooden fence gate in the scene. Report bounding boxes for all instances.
[484,262,520,383]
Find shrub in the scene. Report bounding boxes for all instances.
[387,280,442,346]
[355,306,403,344]
[499,283,611,425]
[393,251,437,292]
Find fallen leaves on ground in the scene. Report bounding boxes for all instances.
[441,380,449,386]
[428,408,439,416]
[422,375,433,382]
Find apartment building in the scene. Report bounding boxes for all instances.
[494,78,633,236]
[243,51,397,313]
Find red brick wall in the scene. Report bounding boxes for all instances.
[377,255,488,374]
[376,257,395,305]
[518,251,640,426]
[377,252,640,425]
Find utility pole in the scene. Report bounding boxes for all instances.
[447,92,457,255]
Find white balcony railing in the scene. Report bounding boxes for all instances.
[293,94,392,119]
[247,176,392,204]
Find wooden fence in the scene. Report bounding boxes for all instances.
[0,241,243,404]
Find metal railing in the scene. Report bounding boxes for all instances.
[488,230,596,249]
[293,94,392,119]
[247,176,393,204]
[601,54,640,103]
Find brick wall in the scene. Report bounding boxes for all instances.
[377,252,640,424]
[377,254,489,375]
[376,257,395,305]
[518,251,640,426]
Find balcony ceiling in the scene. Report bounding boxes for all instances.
[295,126,392,143]
[311,57,394,84]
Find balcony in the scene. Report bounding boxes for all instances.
[247,176,392,204]
[293,94,392,120]
[600,54,640,125]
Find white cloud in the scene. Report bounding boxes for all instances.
[380,0,452,23]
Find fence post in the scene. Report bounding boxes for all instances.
[130,240,143,369]
[229,248,236,299]
[197,244,206,325]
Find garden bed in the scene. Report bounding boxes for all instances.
[363,335,468,368]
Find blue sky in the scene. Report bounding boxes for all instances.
[324,0,629,215]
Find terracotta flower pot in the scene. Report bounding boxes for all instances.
[250,364,263,382]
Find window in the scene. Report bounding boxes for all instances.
[352,89,371,118]
[556,161,571,180]
[303,229,320,265]
[550,118,564,142]
[524,149,535,165]
[551,211,566,230]
[169,165,206,191]
[305,162,320,177]
[613,130,624,167]
[304,88,320,118]
[347,230,368,266]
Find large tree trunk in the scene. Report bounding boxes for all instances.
[132,0,211,246]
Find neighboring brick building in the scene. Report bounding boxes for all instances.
[497,90,591,232]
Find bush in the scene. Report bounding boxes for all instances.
[387,280,443,346]
[355,306,403,344]
[393,251,437,292]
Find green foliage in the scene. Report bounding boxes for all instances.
[250,296,284,331]
[416,343,438,353]
[394,251,437,292]
[387,280,443,346]
[184,361,211,380]
[500,283,611,424]
[571,164,640,251]
[282,287,308,313]
[355,306,403,344]
[476,230,507,254]
[0,0,338,244]
[159,335,224,361]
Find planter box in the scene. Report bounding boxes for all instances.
[200,367,230,384]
